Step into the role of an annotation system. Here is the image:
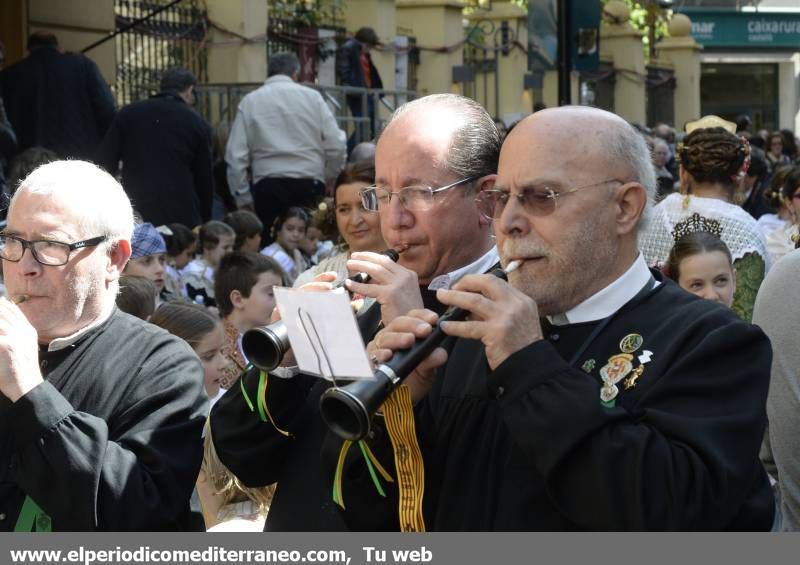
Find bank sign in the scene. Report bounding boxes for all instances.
[680,9,800,48]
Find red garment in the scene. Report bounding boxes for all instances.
[360,52,372,89]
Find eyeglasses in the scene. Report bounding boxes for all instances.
[360,176,480,213]
[0,234,107,266]
[474,179,624,220]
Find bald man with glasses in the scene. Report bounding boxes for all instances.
[210,93,502,531]
[0,160,206,531]
[348,106,775,531]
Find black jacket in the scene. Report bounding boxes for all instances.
[0,309,207,531]
[337,274,775,531]
[96,93,214,228]
[0,47,115,160]
[337,39,383,97]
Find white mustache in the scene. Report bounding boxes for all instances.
[501,240,549,261]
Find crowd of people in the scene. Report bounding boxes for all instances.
[0,30,799,533]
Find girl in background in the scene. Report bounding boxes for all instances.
[163,223,198,297]
[665,229,736,309]
[260,207,309,285]
[150,300,227,400]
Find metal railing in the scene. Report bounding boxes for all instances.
[191,82,417,146]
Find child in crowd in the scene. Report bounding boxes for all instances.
[150,300,228,400]
[214,252,285,390]
[182,220,235,307]
[163,223,197,297]
[299,218,334,267]
[197,420,274,531]
[665,230,736,308]
[123,222,173,306]
[260,207,309,284]
[116,275,157,320]
[224,210,263,253]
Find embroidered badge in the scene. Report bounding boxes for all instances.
[599,353,634,385]
[581,359,596,373]
[619,333,644,354]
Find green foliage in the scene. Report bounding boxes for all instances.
[268,0,346,28]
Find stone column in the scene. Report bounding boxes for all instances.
[657,13,702,130]
[600,5,647,125]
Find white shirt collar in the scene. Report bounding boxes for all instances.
[548,254,654,326]
[48,303,116,352]
[428,246,500,291]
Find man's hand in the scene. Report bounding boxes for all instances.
[237,202,256,213]
[366,309,447,405]
[345,251,423,324]
[437,274,543,370]
[0,298,43,402]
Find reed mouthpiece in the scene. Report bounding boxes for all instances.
[503,260,523,275]
[12,294,29,305]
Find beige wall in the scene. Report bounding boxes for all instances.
[206,0,268,84]
[397,0,464,97]
[27,0,116,83]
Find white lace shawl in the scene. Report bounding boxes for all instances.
[638,193,771,271]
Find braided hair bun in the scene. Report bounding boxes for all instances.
[679,127,748,187]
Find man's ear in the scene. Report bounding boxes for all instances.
[107,239,132,283]
[475,174,497,228]
[614,182,648,236]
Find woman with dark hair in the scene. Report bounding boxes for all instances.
[260,206,310,284]
[758,166,800,263]
[293,162,386,287]
[780,129,798,162]
[639,121,769,321]
[665,222,736,309]
[767,132,791,168]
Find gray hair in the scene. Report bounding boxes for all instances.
[383,94,501,188]
[267,52,300,78]
[11,160,135,244]
[604,120,658,228]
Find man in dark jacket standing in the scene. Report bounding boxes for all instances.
[97,68,213,228]
[338,27,383,152]
[0,32,115,160]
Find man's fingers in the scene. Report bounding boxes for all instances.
[345,259,391,284]
[440,320,487,341]
[312,271,339,283]
[349,251,397,268]
[450,273,508,297]
[298,281,334,293]
[435,287,494,320]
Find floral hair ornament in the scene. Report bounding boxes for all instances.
[735,135,752,181]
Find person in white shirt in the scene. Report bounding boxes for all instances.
[225,52,346,243]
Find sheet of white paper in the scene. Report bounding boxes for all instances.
[273,287,374,380]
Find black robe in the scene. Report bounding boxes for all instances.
[0,309,207,531]
[96,93,214,228]
[336,272,775,531]
[210,287,447,531]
